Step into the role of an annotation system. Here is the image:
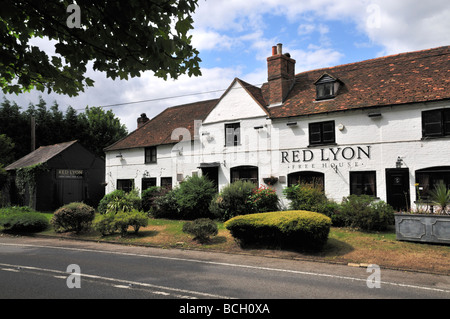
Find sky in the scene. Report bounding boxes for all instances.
[1,0,450,132]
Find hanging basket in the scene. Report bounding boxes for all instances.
[263,177,278,185]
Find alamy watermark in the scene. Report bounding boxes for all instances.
[66,3,82,29]
[366,264,381,288]
[66,264,81,288]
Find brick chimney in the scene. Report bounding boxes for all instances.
[266,43,296,106]
[137,113,149,128]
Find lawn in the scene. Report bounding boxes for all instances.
[31,213,450,275]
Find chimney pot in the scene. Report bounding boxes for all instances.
[277,43,282,55]
[272,46,277,56]
[137,113,149,128]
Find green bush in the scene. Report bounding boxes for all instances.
[98,189,141,214]
[51,202,95,233]
[93,209,148,236]
[97,189,125,214]
[182,218,218,243]
[141,186,168,213]
[152,188,180,219]
[210,180,256,220]
[92,212,116,236]
[283,183,327,211]
[0,206,48,233]
[339,195,394,231]
[224,210,331,250]
[153,175,216,220]
[248,185,279,213]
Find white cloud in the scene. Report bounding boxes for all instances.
[3,0,448,135]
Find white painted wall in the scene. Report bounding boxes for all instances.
[105,85,450,211]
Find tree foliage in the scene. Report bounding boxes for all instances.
[0,0,201,96]
[0,97,127,160]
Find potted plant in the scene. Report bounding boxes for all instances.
[395,182,450,244]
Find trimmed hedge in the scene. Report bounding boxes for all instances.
[51,202,95,233]
[93,209,148,236]
[182,218,218,243]
[224,210,331,250]
[0,206,48,233]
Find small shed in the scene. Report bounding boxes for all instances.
[6,140,105,211]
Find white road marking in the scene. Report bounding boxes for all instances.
[1,242,449,295]
[0,261,231,299]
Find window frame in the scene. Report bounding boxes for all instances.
[230,165,258,184]
[422,108,450,138]
[117,179,134,192]
[350,171,377,197]
[224,122,241,146]
[160,177,173,190]
[145,146,157,164]
[308,120,336,146]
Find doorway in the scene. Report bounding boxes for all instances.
[60,179,83,205]
[386,168,410,211]
[201,166,219,192]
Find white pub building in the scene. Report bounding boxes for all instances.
[105,44,450,211]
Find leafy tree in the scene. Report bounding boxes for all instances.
[0,97,127,160]
[78,106,128,158]
[0,134,15,166]
[1,0,202,97]
[0,98,30,159]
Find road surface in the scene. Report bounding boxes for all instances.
[0,235,448,311]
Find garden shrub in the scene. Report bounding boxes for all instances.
[248,185,279,213]
[92,212,116,236]
[175,175,216,219]
[224,210,331,250]
[141,186,168,213]
[51,202,95,233]
[339,195,394,231]
[283,182,327,211]
[97,189,125,214]
[0,206,48,233]
[210,180,256,220]
[182,218,218,243]
[153,175,216,220]
[152,188,180,219]
[93,209,148,236]
[98,189,141,214]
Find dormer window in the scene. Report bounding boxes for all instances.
[315,74,341,101]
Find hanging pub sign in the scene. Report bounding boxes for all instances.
[57,169,84,179]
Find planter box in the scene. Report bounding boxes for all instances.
[395,214,450,244]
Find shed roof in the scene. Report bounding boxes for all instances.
[6,140,78,171]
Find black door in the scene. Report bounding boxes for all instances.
[386,168,410,211]
[201,167,219,192]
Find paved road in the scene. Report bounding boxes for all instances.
[0,236,449,305]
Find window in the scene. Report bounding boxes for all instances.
[142,177,156,191]
[117,179,133,192]
[422,109,450,138]
[350,171,377,196]
[315,74,338,100]
[145,146,157,163]
[161,177,172,190]
[225,123,240,146]
[309,121,335,145]
[416,167,450,201]
[230,166,258,184]
[288,171,324,190]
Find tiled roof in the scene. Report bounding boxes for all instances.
[103,45,449,152]
[6,140,78,170]
[268,45,450,118]
[104,99,218,151]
